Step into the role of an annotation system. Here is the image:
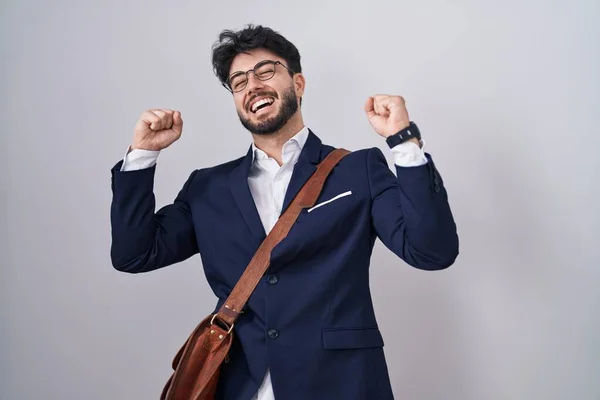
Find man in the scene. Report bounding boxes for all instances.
[110,24,458,400]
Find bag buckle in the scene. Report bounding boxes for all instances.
[210,314,234,334]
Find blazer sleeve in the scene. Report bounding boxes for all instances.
[367,147,459,270]
[109,160,199,273]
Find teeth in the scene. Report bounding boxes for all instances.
[251,98,274,113]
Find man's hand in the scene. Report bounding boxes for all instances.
[131,109,183,151]
[365,95,414,140]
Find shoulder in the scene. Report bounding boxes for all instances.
[320,142,384,166]
[185,154,247,186]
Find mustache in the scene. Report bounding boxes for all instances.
[246,92,279,110]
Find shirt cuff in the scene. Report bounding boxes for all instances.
[120,145,160,171]
[390,140,428,167]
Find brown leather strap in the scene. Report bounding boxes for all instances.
[215,148,351,327]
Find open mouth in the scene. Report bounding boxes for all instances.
[249,97,275,114]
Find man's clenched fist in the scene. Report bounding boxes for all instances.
[364,95,411,139]
[131,109,183,151]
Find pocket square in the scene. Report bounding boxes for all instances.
[307,191,353,213]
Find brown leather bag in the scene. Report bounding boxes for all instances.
[160,148,351,400]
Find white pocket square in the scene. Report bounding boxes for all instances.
[307,191,353,213]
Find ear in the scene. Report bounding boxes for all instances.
[294,73,306,98]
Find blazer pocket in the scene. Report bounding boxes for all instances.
[307,190,353,213]
[322,327,384,349]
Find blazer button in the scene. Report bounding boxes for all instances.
[267,275,279,285]
[267,329,279,339]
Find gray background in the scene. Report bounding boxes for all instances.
[2,0,599,399]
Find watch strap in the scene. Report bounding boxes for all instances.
[386,121,421,148]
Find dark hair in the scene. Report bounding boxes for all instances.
[211,24,302,86]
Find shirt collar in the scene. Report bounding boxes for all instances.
[251,126,310,163]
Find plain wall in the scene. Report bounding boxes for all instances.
[2,0,598,399]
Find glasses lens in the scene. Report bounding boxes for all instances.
[229,73,247,92]
[255,61,276,81]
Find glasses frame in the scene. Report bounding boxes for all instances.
[223,60,294,93]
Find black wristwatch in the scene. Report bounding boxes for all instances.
[385,121,421,148]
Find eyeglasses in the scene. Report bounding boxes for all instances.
[224,60,294,93]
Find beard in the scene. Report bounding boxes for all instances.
[237,85,299,135]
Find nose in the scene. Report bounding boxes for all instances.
[245,73,265,94]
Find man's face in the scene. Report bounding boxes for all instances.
[228,49,304,135]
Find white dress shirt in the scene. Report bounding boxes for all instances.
[120,127,427,399]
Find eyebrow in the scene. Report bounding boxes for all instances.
[228,60,273,78]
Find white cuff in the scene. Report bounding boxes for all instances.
[390,140,428,167]
[120,146,160,171]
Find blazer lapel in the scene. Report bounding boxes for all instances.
[229,146,267,241]
[281,130,325,213]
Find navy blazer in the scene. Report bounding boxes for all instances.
[109,130,459,400]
